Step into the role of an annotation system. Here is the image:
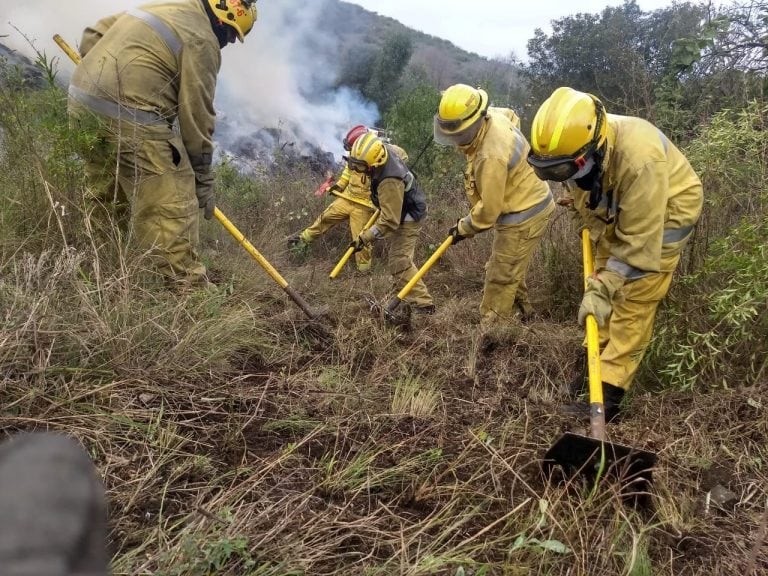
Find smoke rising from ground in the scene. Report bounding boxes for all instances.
[1,0,378,161]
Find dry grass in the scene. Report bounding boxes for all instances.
[3,229,766,575]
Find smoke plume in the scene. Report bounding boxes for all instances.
[1,0,378,163]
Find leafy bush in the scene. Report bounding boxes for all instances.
[652,217,768,390]
[644,102,768,390]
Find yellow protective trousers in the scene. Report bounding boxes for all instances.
[388,221,433,307]
[301,196,375,271]
[72,107,207,285]
[480,201,554,326]
[595,259,677,391]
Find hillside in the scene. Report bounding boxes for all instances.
[324,1,521,98]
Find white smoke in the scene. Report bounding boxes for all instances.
[1,0,378,160]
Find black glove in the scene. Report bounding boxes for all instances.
[349,236,367,253]
[448,222,468,244]
[194,168,216,221]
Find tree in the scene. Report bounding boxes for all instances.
[363,31,414,114]
[657,1,767,137]
[524,0,705,117]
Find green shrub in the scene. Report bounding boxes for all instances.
[651,217,768,390]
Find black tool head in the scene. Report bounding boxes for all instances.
[543,432,657,501]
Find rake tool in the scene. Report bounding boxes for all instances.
[214,209,325,320]
[55,34,324,321]
[329,209,380,279]
[542,229,656,497]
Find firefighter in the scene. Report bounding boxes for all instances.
[291,126,412,273]
[348,133,435,312]
[434,84,555,328]
[528,87,703,421]
[68,0,257,286]
[290,126,376,272]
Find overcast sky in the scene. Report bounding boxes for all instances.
[347,0,680,60]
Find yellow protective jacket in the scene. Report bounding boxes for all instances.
[331,144,409,208]
[458,108,551,235]
[569,114,703,276]
[71,0,220,174]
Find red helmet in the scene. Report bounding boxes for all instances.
[343,125,369,151]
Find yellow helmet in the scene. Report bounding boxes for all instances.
[207,0,257,42]
[434,84,489,147]
[527,87,607,182]
[349,132,388,172]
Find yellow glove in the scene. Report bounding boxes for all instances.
[577,269,625,327]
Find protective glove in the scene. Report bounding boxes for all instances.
[577,269,626,327]
[349,235,367,254]
[195,171,216,221]
[448,219,470,244]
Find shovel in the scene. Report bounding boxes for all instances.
[54,35,324,321]
[542,229,656,497]
[329,209,380,279]
[384,235,453,316]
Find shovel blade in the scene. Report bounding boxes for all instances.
[543,432,656,498]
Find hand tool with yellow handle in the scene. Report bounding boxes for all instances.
[384,235,453,315]
[329,209,380,279]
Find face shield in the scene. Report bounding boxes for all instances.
[433,114,486,147]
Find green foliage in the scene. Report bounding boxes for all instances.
[156,520,258,576]
[327,1,521,107]
[524,1,705,116]
[685,101,767,239]
[658,3,766,136]
[657,218,768,390]
[363,31,414,113]
[0,60,95,255]
[646,103,768,391]
[382,81,465,187]
[383,83,439,174]
[670,17,730,70]
[215,158,267,213]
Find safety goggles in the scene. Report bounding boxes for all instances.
[527,141,598,182]
[346,156,370,173]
